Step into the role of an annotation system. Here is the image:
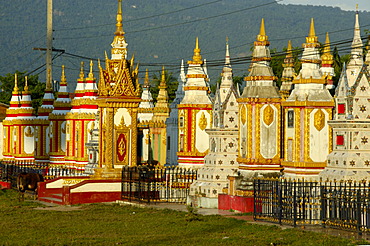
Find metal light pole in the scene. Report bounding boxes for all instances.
[46,0,53,84]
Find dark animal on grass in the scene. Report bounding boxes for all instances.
[17,173,44,201]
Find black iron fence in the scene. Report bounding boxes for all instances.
[0,162,48,188]
[121,165,197,204]
[254,178,370,235]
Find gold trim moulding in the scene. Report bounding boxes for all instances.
[65,113,96,120]
[177,150,209,157]
[300,59,321,64]
[254,41,270,46]
[244,76,276,81]
[293,77,325,84]
[97,99,141,108]
[237,98,281,103]
[187,61,204,65]
[281,101,334,107]
[238,166,282,171]
[186,74,207,79]
[177,104,212,109]
[302,42,320,48]
[183,86,208,91]
[282,161,327,168]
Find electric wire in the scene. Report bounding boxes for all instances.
[55,0,223,32]
[55,1,282,40]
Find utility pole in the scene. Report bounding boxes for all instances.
[46,0,53,84]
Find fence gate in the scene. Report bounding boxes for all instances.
[121,165,197,204]
[254,178,322,226]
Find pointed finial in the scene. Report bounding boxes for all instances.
[61,65,67,84]
[324,32,331,53]
[88,60,94,79]
[46,69,52,90]
[286,40,293,58]
[225,37,231,66]
[115,0,125,36]
[13,73,19,93]
[24,76,29,92]
[306,18,318,43]
[160,66,166,87]
[356,4,359,12]
[79,62,85,79]
[144,69,149,88]
[257,18,268,42]
[309,18,315,37]
[189,37,203,64]
[98,59,102,69]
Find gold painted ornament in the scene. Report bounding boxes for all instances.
[314,109,325,131]
[240,105,246,125]
[198,112,207,131]
[263,105,274,126]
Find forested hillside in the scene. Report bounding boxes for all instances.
[1,0,370,86]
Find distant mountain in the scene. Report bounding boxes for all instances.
[1,0,369,86]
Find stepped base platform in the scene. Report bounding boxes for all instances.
[0,181,11,189]
[38,177,122,205]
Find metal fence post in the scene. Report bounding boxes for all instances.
[320,184,326,228]
[357,189,362,235]
[278,179,282,225]
[293,180,297,227]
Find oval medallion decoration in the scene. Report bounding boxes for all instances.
[117,133,127,162]
[241,106,246,125]
[199,112,207,131]
[314,109,325,131]
[263,105,274,126]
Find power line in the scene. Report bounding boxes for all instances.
[56,1,282,40]
[55,0,223,32]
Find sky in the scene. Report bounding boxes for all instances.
[281,0,370,11]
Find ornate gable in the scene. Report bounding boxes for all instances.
[98,57,141,98]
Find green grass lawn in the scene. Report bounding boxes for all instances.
[0,189,366,245]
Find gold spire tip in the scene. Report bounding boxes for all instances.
[309,18,315,37]
[144,68,149,87]
[257,18,268,42]
[189,37,203,64]
[79,62,85,79]
[88,60,94,79]
[24,76,29,92]
[306,18,318,43]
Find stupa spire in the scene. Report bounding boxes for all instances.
[13,73,19,94]
[189,37,203,65]
[24,76,29,92]
[88,60,95,79]
[306,18,318,43]
[257,18,268,42]
[160,66,167,88]
[143,69,150,88]
[114,0,125,36]
[321,33,335,90]
[111,0,128,60]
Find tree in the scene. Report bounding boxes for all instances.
[0,71,46,111]
[150,69,178,103]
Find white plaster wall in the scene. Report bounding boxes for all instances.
[46,126,50,154]
[260,105,277,159]
[195,110,210,153]
[24,126,34,154]
[61,122,66,152]
[309,109,329,162]
[114,108,132,126]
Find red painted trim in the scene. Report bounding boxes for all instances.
[84,92,98,96]
[18,127,22,154]
[187,109,192,151]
